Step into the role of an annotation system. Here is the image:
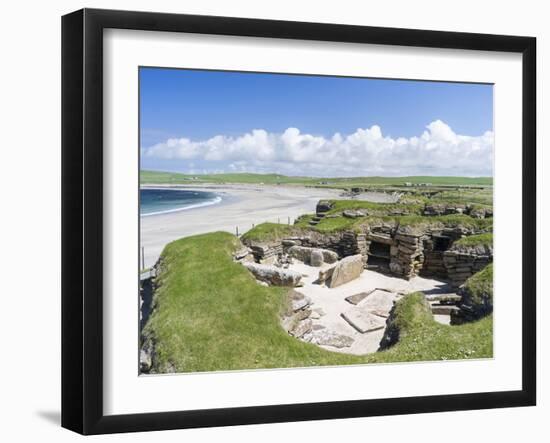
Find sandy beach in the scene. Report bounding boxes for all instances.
[140,184,342,268]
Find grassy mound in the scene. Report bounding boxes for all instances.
[392,214,493,232]
[451,264,494,325]
[143,234,492,373]
[142,232,361,372]
[240,223,299,243]
[293,214,362,232]
[376,292,492,362]
[462,264,494,309]
[453,233,493,248]
[292,213,493,235]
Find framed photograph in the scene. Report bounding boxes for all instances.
[61,8,536,435]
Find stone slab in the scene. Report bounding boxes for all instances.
[307,329,355,348]
[345,292,370,305]
[310,249,324,267]
[367,233,393,244]
[290,319,312,338]
[430,304,461,315]
[341,307,387,333]
[289,290,311,312]
[328,254,364,288]
[369,309,390,318]
[359,289,398,312]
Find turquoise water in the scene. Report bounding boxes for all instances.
[140,188,222,216]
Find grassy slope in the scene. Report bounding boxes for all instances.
[376,292,492,362]
[290,213,493,235]
[241,198,494,238]
[240,223,298,243]
[462,264,494,307]
[429,189,494,206]
[453,233,493,248]
[143,233,492,373]
[140,170,493,186]
[143,232,359,372]
[295,215,359,233]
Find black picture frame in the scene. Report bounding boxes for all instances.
[61,8,537,435]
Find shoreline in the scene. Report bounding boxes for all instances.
[140,183,342,268]
[140,187,225,217]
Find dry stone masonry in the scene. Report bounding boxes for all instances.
[390,231,424,279]
[241,197,493,285]
[248,241,283,264]
[242,224,492,284]
[443,243,493,288]
[236,196,493,356]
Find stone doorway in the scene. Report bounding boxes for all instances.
[433,234,451,251]
[367,241,391,272]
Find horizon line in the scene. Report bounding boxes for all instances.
[140,169,493,179]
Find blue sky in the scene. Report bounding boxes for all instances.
[140,67,494,177]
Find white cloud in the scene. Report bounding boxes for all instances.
[142,120,493,177]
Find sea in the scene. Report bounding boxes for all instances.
[140,188,222,216]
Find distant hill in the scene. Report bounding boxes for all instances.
[140,170,493,187]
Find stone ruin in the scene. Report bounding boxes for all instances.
[234,199,493,355]
[423,203,493,219]
[240,222,492,288]
[443,242,493,288]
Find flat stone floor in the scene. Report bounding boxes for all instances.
[290,261,453,355]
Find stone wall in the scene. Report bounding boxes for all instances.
[287,231,346,256]
[356,233,369,264]
[422,250,447,277]
[421,233,452,277]
[443,243,493,288]
[423,203,466,216]
[243,224,492,283]
[423,203,493,219]
[247,241,283,264]
[390,231,424,279]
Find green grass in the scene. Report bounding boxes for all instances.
[241,219,362,243]
[240,223,298,242]
[293,213,493,235]
[142,233,492,373]
[430,189,494,206]
[376,292,493,362]
[393,214,493,229]
[292,214,361,232]
[325,199,425,216]
[140,170,493,187]
[142,232,360,372]
[141,170,314,185]
[462,264,494,307]
[329,176,493,186]
[453,233,493,248]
